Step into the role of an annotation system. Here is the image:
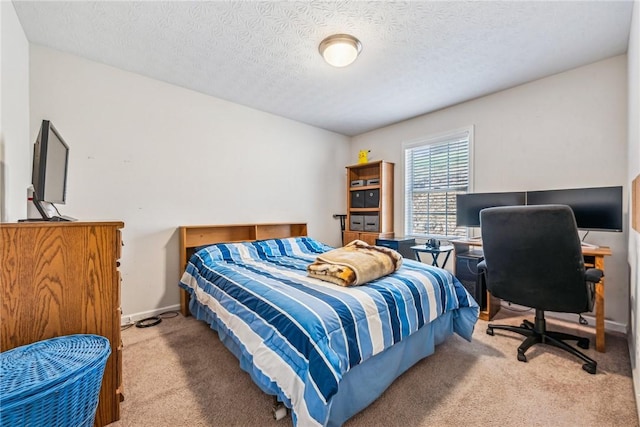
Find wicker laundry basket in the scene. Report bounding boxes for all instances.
[0,334,111,427]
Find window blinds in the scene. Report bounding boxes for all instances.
[404,132,470,238]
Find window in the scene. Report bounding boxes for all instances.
[403,128,472,239]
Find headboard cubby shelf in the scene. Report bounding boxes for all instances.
[178,223,308,315]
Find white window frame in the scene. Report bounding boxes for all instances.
[402,126,474,240]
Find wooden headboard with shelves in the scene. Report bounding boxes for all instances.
[178,223,307,316]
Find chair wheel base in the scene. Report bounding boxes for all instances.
[577,338,590,349]
[486,314,597,374]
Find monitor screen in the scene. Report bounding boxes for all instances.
[526,186,623,231]
[456,192,526,227]
[32,120,69,205]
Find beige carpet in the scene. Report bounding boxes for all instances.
[110,309,638,427]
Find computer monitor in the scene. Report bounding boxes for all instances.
[456,192,526,227]
[526,186,623,232]
[31,120,74,221]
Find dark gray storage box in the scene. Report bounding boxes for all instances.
[351,191,365,208]
[350,215,364,231]
[364,189,380,208]
[363,215,379,232]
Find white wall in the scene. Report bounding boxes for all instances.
[352,56,630,329]
[29,46,350,317]
[627,0,640,419]
[0,1,30,222]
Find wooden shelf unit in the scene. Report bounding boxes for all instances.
[0,221,124,426]
[344,161,394,246]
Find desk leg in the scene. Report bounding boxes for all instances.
[431,254,438,267]
[595,255,605,352]
[441,252,452,269]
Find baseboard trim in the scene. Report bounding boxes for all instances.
[546,312,627,335]
[122,305,627,335]
[121,304,181,326]
[498,302,627,335]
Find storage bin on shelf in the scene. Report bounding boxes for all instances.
[0,334,111,427]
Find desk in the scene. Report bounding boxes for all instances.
[411,244,454,268]
[451,239,611,352]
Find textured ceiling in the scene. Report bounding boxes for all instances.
[13,1,634,136]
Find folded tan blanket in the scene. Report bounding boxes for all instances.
[307,240,403,287]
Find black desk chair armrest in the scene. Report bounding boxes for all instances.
[585,268,604,284]
[477,260,487,275]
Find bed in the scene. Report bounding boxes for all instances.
[178,223,479,427]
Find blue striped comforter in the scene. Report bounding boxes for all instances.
[179,237,479,426]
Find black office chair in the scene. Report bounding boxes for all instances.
[478,205,604,374]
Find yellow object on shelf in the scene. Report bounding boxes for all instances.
[358,150,370,164]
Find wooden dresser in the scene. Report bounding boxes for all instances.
[1,221,124,426]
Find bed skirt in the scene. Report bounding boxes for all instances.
[189,296,455,426]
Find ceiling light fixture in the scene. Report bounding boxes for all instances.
[318,34,362,68]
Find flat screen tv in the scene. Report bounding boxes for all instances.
[526,186,623,232]
[456,192,526,227]
[31,120,75,221]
